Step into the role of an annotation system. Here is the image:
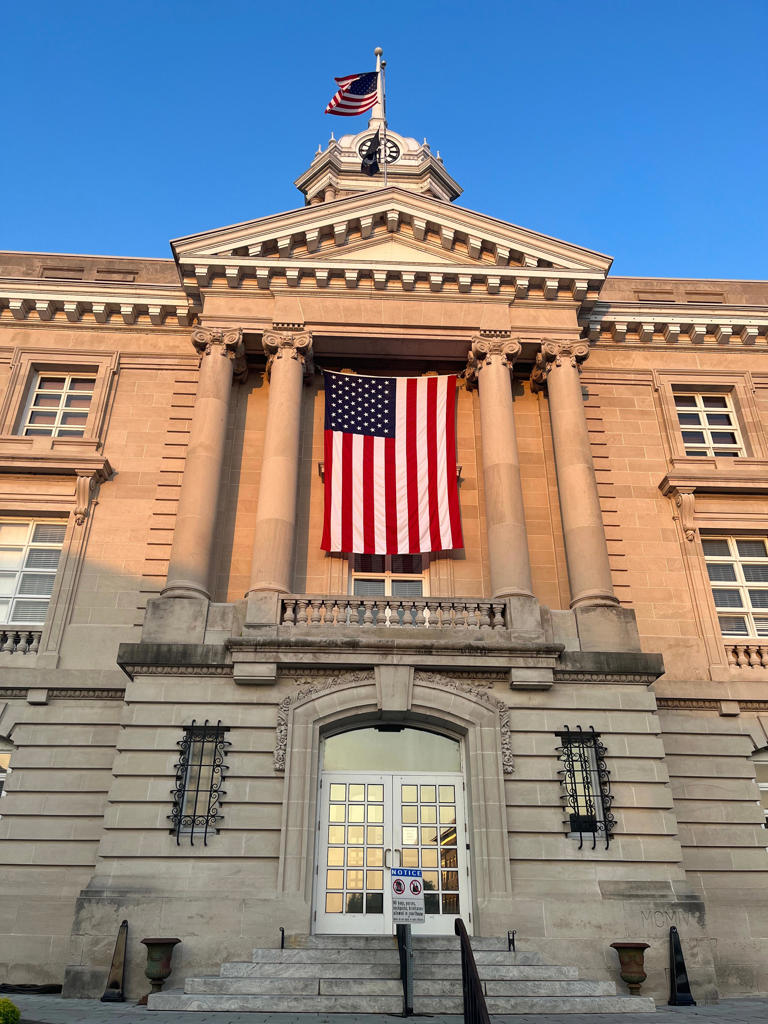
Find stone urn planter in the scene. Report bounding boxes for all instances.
[610,941,650,995]
[138,937,181,1005]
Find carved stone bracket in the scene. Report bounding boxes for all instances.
[262,330,314,381]
[671,486,697,542]
[74,464,112,525]
[464,334,522,391]
[531,339,590,392]
[192,326,247,382]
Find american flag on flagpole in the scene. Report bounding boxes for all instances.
[324,71,379,116]
[321,372,463,555]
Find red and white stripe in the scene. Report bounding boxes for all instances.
[321,375,463,555]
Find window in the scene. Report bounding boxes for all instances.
[703,537,768,638]
[350,554,427,597]
[0,750,11,798]
[674,392,744,457]
[169,721,230,845]
[753,750,768,827]
[555,726,614,849]
[20,372,96,438]
[0,520,67,625]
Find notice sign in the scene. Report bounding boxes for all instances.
[391,867,425,924]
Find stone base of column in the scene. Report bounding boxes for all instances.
[243,590,282,630]
[142,595,209,644]
[503,594,545,641]
[574,604,642,653]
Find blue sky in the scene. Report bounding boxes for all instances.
[3,0,767,278]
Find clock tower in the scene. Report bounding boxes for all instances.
[294,64,462,205]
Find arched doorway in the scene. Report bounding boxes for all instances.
[314,724,472,935]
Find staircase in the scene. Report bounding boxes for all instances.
[148,934,656,1014]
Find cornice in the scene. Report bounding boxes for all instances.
[660,464,768,497]
[0,278,194,327]
[583,299,768,347]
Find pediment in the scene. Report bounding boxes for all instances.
[172,187,613,277]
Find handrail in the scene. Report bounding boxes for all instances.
[396,923,414,1017]
[454,918,490,1024]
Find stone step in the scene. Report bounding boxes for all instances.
[249,947,400,963]
[185,976,403,997]
[484,979,617,997]
[414,995,656,1014]
[290,934,397,949]
[414,948,543,966]
[477,964,579,981]
[148,992,405,1013]
[222,960,401,979]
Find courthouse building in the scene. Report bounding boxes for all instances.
[1,96,768,1010]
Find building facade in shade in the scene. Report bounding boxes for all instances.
[1,103,768,1008]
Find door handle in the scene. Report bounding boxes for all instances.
[394,848,402,868]
[384,847,392,869]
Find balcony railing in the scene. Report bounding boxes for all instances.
[280,596,507,632]
[725,643,768,669]
[1,629,42,654]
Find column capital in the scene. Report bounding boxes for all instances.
[531,339,590,392]
[262,330,314,380]
[192,326,247,381]
[465,334,522,391]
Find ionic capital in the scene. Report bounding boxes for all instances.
[262,330,314,380]
[530,339,590,392]
[192,326,247,381]
[465,334,522,390]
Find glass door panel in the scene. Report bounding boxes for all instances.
[316,773,392,934]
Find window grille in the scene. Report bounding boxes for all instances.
[753,751,768,828]
[673,392,744,457]
[0,519,67,625]
[703,536,768,638]
[21,372,96,438]
[169,721,230,846]
[555,726,614,850]
[350,553,427,597]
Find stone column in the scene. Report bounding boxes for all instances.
[247,330,313,597]
[532,340,618,609]
[466,335,534,600]
[163,327,245,600]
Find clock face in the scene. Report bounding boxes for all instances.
[358,136,401,164]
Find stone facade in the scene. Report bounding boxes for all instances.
[1,115,768,1007]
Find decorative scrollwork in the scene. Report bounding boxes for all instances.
[192,326,247,381]
[531,340,590,392]
[464,334,521,391]
[169,720,230,846]
[262,330,314,380]
[555,725,615,850]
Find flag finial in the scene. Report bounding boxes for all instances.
[369,47,386,130]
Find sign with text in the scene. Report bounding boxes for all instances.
[391,867,425,924]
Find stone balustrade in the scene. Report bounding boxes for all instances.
[725,643,768,669]
[1,629,41,654]
[280,596,507,631]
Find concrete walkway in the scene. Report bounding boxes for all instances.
[8,993,768,1024]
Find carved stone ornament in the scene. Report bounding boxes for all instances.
[262,330,314,381]
[273,670,374,772]
[192,326,247,382]
[530,340,590,392]
[464,335,521,391]
[74,472,98,525]
[412,671,514,775]
[671,487,697,542]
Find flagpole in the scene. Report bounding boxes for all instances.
[374,46,388,187]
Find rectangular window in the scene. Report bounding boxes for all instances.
[0,519,67,625]
[20,372,96,438]
[703,536,768,638]
[556,727,614,849]
[754,757,768,828]
[169,721,230,845]
[674,392,744,457]
[0,751,10,799]
[350,554,427,597]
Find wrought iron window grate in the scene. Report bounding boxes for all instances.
[169,720,230,846]
[555,725,615,850]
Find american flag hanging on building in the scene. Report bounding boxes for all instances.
[321,372,463,555]
[324,71,379,116]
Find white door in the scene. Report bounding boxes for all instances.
[314,760,471,935]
